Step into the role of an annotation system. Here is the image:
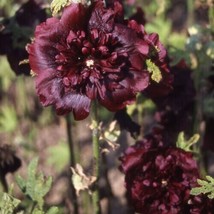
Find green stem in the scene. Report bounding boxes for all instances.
[30,201,37,214]
[91,102,101,214]
[208,2,214,31]
[65,115,79,214]
[66,115,76,167]
[187,0,194,27]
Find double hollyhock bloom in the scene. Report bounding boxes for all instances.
[28,1,170,120]
[150,61,195,145]
[120,133,201,213]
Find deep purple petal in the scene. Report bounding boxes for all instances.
[61,3,88,30]
[28,17,61,73]
[55,93,91,120]
[99,87,136,111]
[89,1,116,33]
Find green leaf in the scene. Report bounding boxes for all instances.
[168,33,186,50]
[146,59,162,83]
[176,132,200,152]
[32,209,44,214]
[0,192,21,214]
[50,0,71,16]
[16,158,53,209]
[0,105,18,132]
[145,18,171,45]
[46,207,59,214]
[169,48,191,66]
[190,176,214,199]
[0,57,15,91]
[156,0,171,15]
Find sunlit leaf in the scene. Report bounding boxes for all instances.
[176,132,200,152]
[50,0,71,16]
[191,175,214,199]
[146,59,162,83]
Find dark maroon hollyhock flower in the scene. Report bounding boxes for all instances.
[185,194,214,214]
[153,61,196,145]
[0,144,21,176]
[0,0,47,75]
[153,61,195,112]
[120,136,199,214]
[28,1,170,120]
[114,108,140,138]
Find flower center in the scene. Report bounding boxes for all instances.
[161,180,168,187]
[86,59,94,67]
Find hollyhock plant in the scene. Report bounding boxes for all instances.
[120,133,200,213]
[151,61,195,145]
[28,1,170,120]
[0,0,47,75]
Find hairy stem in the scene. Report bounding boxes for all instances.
[66,115,79,214]
[91,101,101,214]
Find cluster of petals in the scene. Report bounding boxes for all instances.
[120,133,202,213]
[28,0,170,120]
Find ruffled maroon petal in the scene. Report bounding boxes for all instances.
[120,70,149,92]
[28,18,61,73]
[99,87,136,111]
[55,93,91,120]
[34,68,64,108]
[89,1,115,33]
[113,23,137,46]
[60,3,88,30]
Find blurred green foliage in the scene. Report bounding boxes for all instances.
[0,57,15,91]
[0,104,18,132]
[46,141,70,172]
